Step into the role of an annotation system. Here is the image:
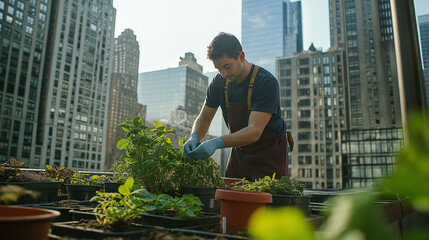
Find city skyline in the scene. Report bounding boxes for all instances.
[113,0,429,74]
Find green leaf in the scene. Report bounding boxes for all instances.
[117,139,130,150]
[144,205,157,212]
[133,189,155,201]
[118,178,133,196]
[133,117,141,125]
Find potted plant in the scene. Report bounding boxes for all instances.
[215,188,272,233]
[44,164,77,195]
[0,184,60,240]
[174,137,225,213]
[65,173,105,200]
[116,118,225,212]
[231,174,311,215]
[0,158,59,203]
[51,177,218,239]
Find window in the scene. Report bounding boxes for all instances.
[27,16,34,25]
[26,26,33,34]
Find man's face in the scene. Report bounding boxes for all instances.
[212,52,245,83]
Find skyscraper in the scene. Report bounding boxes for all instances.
[242,0,303,75]
[330,0,401,129]
[277,46,347,189]
[329,0,404,188]
[419,14,429,110]
[138,52,207,129]
[105,29,145,170]
[37,0,116,170]
[0,0,51,165]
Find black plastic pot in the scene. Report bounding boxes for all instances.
[103,182,123,193]
[138,212,220,228]
[181,187,220,213]
[0,182,59,203]
[65,184,101,201]
[268,194,312,216]
[51,221,150,240]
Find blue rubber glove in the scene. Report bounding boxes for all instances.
[183,133,200,158]
[187,137,225,160]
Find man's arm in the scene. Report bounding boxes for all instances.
[220,111,272,147]
[191,105,217,140]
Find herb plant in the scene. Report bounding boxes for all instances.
[69,173,108,185]
[91,178,204,230]
[44,165,77,183]
[116,118,223,194]
[231,174,305,196]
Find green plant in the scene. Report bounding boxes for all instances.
[145,192,203,218]
[0,185,40,204]
[0,159,24,182]
[70,173,107,185]
[116,118,223,194]
[0,159,50,183]
[90,178,152,230]
[44,165,77,183]
[91,178,203,230]
[231,174,305,196]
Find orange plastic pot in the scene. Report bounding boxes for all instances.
[215,189,272,233]
[0,205,60,240]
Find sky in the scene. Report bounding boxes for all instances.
[113,0,429,74]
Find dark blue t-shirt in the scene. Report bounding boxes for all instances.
[205,65,286,135]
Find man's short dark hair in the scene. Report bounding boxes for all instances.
[207,32,242,60]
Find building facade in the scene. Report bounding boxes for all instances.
[329,0,404,188]
[277,47,347,189]
[341,128,403,188]
[36,0,116,170]
[329,0,401,129]
[419,14,429,110]
[105,29,145,170]
[0,0,51,165]
[138,52,207,130]
[242,0,302,75]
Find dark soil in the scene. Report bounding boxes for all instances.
[45,199,96,209]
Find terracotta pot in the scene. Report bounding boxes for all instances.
[0,205,60,240]
[221,177,242,187]
[215,189,272,233]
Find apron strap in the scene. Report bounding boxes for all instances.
[247,65,260,110]
[224,80,229,108]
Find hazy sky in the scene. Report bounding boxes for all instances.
[113,0,429,74]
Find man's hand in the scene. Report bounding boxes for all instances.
[183,133,200,158]
[187,137,225,160]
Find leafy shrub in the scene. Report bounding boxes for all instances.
[0,158,50,183]
[91,178,203,230]
[44,165,77,183]
[70,173,108,185]
[116,118,223,194]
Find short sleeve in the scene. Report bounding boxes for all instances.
[251,75,279,114]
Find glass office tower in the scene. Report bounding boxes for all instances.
[419,14,429,110]
[138,53,207,126]
[242,0,303,76]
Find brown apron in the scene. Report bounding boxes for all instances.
[224,66,289,181]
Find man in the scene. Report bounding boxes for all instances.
[184,32,289,180]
